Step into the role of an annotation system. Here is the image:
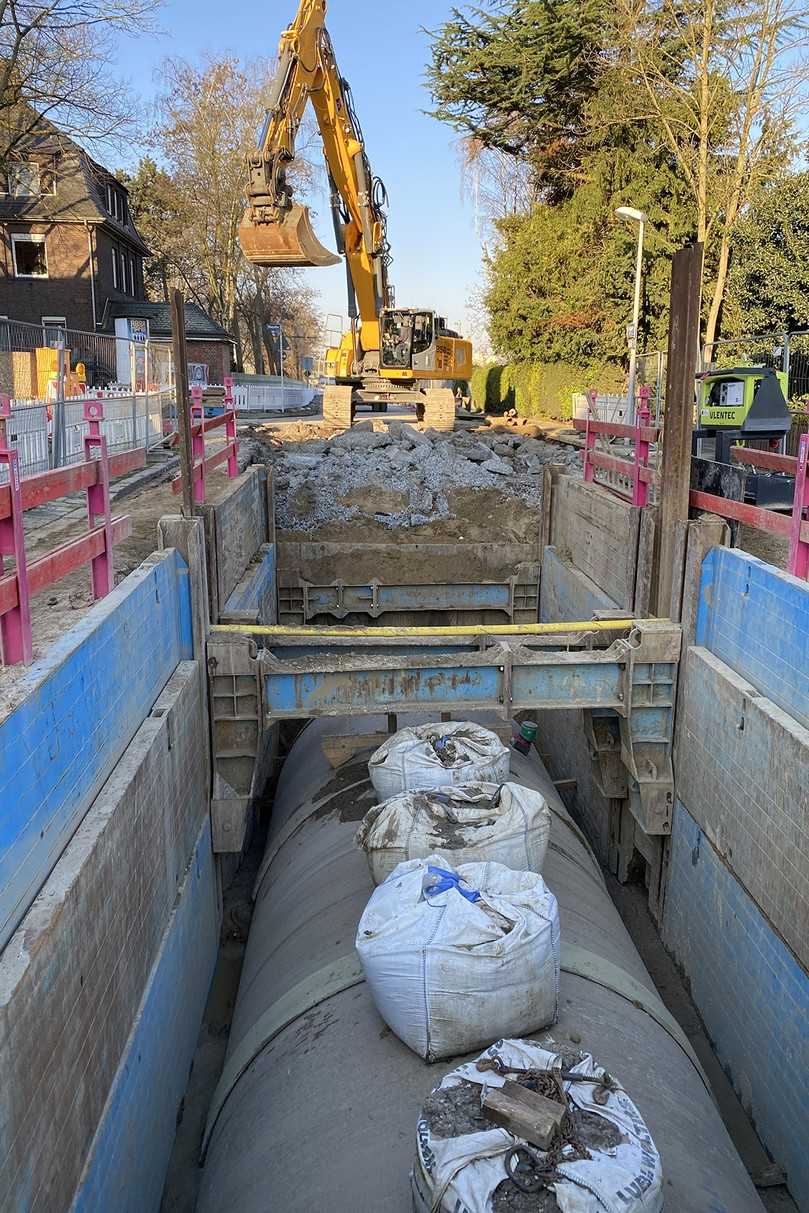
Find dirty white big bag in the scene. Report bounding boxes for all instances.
[368,721,510,799]
[355,782,551,885]
[411,1038,663,1213]
[355,855,560,1061]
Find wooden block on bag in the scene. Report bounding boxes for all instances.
[482,1081,565,1149]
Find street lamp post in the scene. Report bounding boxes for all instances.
[615,206,646,424]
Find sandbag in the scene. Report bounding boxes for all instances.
[355,856,560,1061]
[412,1038,663,1213]
[355,782,551,885]
[368,722,510,799]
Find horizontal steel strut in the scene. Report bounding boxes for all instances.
[207,619,681,839]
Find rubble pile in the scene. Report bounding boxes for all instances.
[259,421,582,532]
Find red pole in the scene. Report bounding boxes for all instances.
[583,389,597,484]
[787,430,809,579]
[191,385,206,504]
[0,396,33,663]
[634,385,652,507]
[224,375,239,479]
[83,399,114,598]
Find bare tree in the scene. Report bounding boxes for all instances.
[0,0,161,162]
[457,136,541,237]
[152,53,322,370]
[608,0,809,345]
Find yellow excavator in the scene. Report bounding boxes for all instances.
[240,0,472,429]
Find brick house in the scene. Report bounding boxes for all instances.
[0,114,233,384]
[101,300,234,386]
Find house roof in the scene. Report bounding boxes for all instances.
[102,300,234,342]
[0,112,150,255]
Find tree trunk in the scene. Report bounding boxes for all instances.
[704,234,731,351]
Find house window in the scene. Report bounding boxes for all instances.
[42,317,66,346]
[129,255,136,296]
[119,249,127,292]
[12,234,47,277]
[9,162,40,196]
[106,183,128,224]
[112,246,118,289]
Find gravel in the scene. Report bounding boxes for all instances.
[256,424,582,532]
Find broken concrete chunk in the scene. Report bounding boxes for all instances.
[329,430,391,451]
[401,423,430,446]
[482,457,514,477]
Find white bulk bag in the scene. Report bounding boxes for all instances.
[355,782,551,885]
[368,722,510,799]
[412,1038,663,1213]
[355,855,560,1061]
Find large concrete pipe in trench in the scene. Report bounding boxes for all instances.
[198,714,764,1212]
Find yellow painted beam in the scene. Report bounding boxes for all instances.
[210,619,661,640]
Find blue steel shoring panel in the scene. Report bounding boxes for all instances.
[663,801,809,1211]
[0,551,193,952]
[71,819,218,1213]
[696,547,809,728]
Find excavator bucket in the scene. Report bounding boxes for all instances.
[239,204,341,268]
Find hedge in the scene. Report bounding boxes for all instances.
[470,361,625,421]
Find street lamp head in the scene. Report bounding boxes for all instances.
[615,206,646,223]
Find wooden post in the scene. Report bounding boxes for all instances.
[656,243,704,615]
[170,289,194,517]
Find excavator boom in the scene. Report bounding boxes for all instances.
[243,0,473,405]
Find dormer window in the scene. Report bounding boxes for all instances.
[9,162,40,196]
[106,182,128,224]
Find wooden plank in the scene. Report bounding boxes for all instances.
[730,446,797,474]
[656,243,704,614]
[321,732,389,768]
[321,721,513,768]
[573,418,660,442]
[0,448,146,520]
[0,515,131,613]
[170,443,233,494]
[588,451,657,484]
[482,1081,565,1149]
[689,489,809,539]
[634,506,657,617]
[551,477,640,609]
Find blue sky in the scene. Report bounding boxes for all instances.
[117,0,487,339]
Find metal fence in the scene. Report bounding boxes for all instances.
[0,316,173,395]
[231,375,316,413]
[0,389,170,484]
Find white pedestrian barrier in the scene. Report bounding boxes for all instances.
[412,1038,663,1213]
[368,721,510,799]
[355,856,560,1061]
[356,781,551,885]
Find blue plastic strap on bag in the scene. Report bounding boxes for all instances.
[424,865,481,903]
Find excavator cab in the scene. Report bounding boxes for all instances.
[239,203,340,269]
[379,309,473,382]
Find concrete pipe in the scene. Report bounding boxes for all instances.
[198,715,764,1212]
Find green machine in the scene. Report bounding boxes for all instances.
[696,366,791,463]
[694,366,794,508]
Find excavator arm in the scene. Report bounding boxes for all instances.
[240,0,390,357]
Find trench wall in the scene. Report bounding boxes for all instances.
[0,540,218,1212]
[663,548,809,1210]
[535,475,653,858]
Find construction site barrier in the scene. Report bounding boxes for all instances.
[574,397,809,580]
[574,386,658,507]
[231,376,315,413]
[0,397,141,665]
[170,377,239,505]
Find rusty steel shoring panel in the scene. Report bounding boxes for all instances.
[207,618,681,843]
